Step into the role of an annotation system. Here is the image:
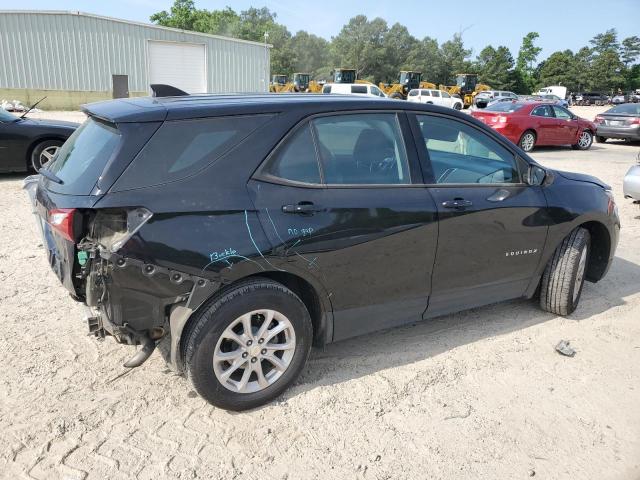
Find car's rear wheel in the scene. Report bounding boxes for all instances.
[184,278,313,411]
[31,139,63,171]
[453,102,462,110]
[390,93,404,100]
[540,227,591,316]
[595,135,607,143]
[519,130,536,152]
[573,130,593,150]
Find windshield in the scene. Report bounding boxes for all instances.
[45,117,121,195]
[0,109,18,122]
[335,70,356,83]
[607,104,640,115]
[485,102,524,113]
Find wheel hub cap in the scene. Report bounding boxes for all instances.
[213,309,296,394]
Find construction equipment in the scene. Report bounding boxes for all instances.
[379,71,436,100]
[269,73,313,93]
[269,75,289,93]
[439,73,490,108]
[308,68,370,94]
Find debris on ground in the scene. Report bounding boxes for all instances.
[555,340,576,357]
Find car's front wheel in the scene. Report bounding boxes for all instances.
[519,130,536,152]
[540,227,591,316]
[184,278,313,411]
[573,130,593,150]
[31,139,63,171]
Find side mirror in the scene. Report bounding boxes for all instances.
[525,165,547,186]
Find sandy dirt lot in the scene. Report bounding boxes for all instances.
[1,106,639,480]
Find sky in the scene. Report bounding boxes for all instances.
[1,0,638,61]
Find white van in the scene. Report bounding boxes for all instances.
[534,86,567,100]
[322,83,387,98]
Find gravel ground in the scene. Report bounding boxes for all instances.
[1,106,639,480]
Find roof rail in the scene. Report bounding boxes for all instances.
[150,84,189,98]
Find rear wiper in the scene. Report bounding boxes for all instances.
[39,168,64,184]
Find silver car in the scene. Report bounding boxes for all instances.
[624,152,640,202]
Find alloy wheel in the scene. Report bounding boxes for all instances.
[578,131,592,149]
[213,309,296,394]
[35,145,60,170]
[521,133,535,152]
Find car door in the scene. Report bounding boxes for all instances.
[530,105,559,145]
[421,90,432,103]
[0,116,26,172]
[441,91,452,108]
[431,90,442,106]
[552,105,579,144]
[410,113,548,317]
[248,112,439,341]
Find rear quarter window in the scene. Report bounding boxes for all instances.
[112,114,274,191]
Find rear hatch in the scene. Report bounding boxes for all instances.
[35,117,122,294]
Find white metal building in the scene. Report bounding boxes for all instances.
[0,10,271,109]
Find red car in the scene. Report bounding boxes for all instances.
[471,101,596,152]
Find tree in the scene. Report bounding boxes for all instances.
[439,34,471,84]
[150,0,198,30]
[537,50,576,90]
[589,50,625,92]
[290,31,330,76]
[621,36,640,66]
[516,32,542,93]
[331,15,388,82]
[477,45,515,90]
[589,29,620,55]
[382,23,418,83]
[405,37,443,84]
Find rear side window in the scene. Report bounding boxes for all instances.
[46,118,120,195]
[351,85,368,94]
[112,115,273,191]
[262,125,320,184]
[313,114,410,185]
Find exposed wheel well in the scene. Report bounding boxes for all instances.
[580,221,611,281]
[248,271,326,346]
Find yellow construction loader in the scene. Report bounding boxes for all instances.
[379,71,436,100]
[269,75,289,93]
[270,73,314,93]
[438,73,490,108]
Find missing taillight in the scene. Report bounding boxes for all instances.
[48,208,76,242]
[91,208,153,252]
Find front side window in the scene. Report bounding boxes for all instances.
[417,115,520,184]
[421,90,431,96]
[553,106,573,119]
[370,86,385,97]
[262,124,320,184]
[442,91,451,98]
[408,90,418,97]
[322,85,331,94]
[313,114,410,185]
[431,91,441,97]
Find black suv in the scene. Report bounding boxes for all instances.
[33,93,620,410]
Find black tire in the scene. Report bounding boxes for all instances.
[540,227,591,316]
[30,139,63,171]
[595,135,607,143]
[184,278,313,411]
[453,102,462,110]
[573,130,593,150]
[518,130,536,153]
[390,93,404,100]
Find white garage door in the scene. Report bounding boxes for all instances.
[148,41,206,94]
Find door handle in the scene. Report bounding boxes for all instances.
[442,199,473,209]
[282,202,321,214]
